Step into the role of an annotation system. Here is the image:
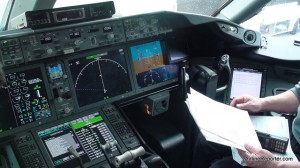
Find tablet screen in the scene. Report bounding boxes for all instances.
[230,68,263,99]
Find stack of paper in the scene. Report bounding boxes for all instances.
[185,88,261,151]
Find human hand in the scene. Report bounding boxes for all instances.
[238,144,278,168]
[230,95,263,112]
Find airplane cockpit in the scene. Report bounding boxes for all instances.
[0,0,300,168]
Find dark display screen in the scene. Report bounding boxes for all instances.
[103,26,113,33]
[130,41,178,88]
[68,48,132,107]
[69,32,81,39]
[40,36,53,44]
[0,67,51,134]
[54,8,85,22]
[37,112,117,168]
[28,12,50,21]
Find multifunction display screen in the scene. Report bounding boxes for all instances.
[68,48,132,107]
[0,67,51,134]
[37,112,117,168]
[130,41,178,88]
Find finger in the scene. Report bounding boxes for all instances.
[245,144,261,154]
[236,102,251,110]
[238,150,248,159]
[230,96,245,107]
[238,149,252,159]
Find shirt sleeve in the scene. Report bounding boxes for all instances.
[290,81,300,101]
[291,81,300,143]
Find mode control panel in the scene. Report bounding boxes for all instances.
[0,39,25,66]
[20,20,125,62]
[123,15,172,41]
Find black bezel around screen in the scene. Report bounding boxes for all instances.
[0,64,56,138]
[64,46,135,112]
[225,67,267,104]
[128,40,179,93]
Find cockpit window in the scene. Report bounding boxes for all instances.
[54,0,232,17]
[241,0,300,36]
[0,0,9,22]
[0,0,9,30]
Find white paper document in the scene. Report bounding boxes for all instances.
[185,88,261,151]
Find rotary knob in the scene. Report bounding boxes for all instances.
[107,33,115,39]
[46,48,53,55]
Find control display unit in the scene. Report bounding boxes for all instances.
[36,112,118,168]
[68,48,132,108]
[0,65,52,135]
[130,41,178,89]
[230,68,264,99]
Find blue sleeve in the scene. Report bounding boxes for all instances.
[290,81,300,101]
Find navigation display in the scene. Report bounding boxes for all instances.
[68,48,132,107]
[0,67,51,134]
[37,112,117,168]
[130,41,178,88]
